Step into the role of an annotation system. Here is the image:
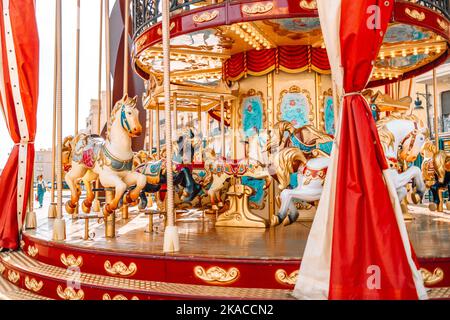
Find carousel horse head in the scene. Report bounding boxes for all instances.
[266,121,295,152]
[377,114,427,163]
[174,127,197,163]
[107,94,142,139]
[399,127,428,162]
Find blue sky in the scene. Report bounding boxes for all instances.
[0,0,114,168]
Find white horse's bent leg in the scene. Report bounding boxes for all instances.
[64,162,87,214]
[99,171,128,215]
[123,172,147,203]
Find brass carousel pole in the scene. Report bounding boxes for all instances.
[162,0,179,252]
[123,0,129,94]
[53,0,66,240]
[197,97,202,162]
[104,0,116,237]
[433,68,439,150]
[220,95,225,157]
[156,104,161,158]
[48,2,58,219]
[92,0,103,214]
[73,0,81,218]
[122,0,130,220]
[75,0,80,135]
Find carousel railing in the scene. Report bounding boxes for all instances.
[410,0,450,19]
[133,0,227,38]
[132,0,450,40]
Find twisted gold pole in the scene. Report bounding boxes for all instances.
[105,0,111,126]
[123,0,129,95]
[433,68,439,150]
[93,0,104,213]
[162,0,179,252]
[53,0,66,240]
[48,1,58,219]
[74,0,80,135]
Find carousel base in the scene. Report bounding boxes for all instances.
[1,204,450,300]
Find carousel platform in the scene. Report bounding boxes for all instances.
[1,205,450,300]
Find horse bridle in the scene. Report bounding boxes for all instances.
[120,104,133,134]
[399,122,420,158]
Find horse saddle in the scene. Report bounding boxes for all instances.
[72,135,104,169]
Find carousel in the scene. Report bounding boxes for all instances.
[1,0,450,300]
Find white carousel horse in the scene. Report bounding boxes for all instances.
[377,115,427,202]
[275,115,427,225]
[63,94,147,216]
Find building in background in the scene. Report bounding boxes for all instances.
[415,60,450,151]
[34,148,52,182]
[85,91,107,135]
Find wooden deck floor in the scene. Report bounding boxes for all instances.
[24,203,450,260]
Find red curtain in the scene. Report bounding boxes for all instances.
[329,0,418,299]
[0,0,39,250]
[223,46,331,81]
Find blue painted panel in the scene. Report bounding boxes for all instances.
[324,96,335,135]
[242,96,264,138]
[280,92,309,128]
[241,177,266,207]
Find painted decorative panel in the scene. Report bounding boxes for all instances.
[320,89,335,136]
[241,177,266,209]
[278,86,313,128]
[240,89,265,139]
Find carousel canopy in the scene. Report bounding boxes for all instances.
[132,0,450,88]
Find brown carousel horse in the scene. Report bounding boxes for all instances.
[62,94,147,216]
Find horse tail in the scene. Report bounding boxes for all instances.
[275,147,307,191]
[267,121,295,153]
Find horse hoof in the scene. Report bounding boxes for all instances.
[411,192,421,205]
[429,203,437,211]
[102,204,114,217]
[65,201,76,214]
[271,215,281,226]
[446,202,450,211]
[82,200,92,214]
[282,215,292,226]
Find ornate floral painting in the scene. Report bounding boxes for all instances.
[240,89,265,139]
[278,86,313,128]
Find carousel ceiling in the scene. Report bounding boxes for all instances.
[135,18,449,85]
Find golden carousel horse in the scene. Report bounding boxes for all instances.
[62,94,147,216]
[421,140,450,211]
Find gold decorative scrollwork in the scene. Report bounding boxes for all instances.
[103,293,139,300]
[275,269,298,285]
[242,2,273,15]
[0,262,5,275]
[405,8,425,21]
[194,266,240,284]
[20,240,25,249]
[193,10,219,23]
[135,35,148,51]
[104,261,137,277]
[437,18,449,32]
[157,22,175,36]
[27,245,38,257]
[7,270,20,284]
[56,285,85,300]
[299,0,317,10]
[420,267,444,286]
[25,276,43,292]
[60,254,83,268]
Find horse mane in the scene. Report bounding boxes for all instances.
[267,121,295,153]
[376,113,419,152]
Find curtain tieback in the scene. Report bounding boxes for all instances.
[15,141,34,146]
[342,91,362,97]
